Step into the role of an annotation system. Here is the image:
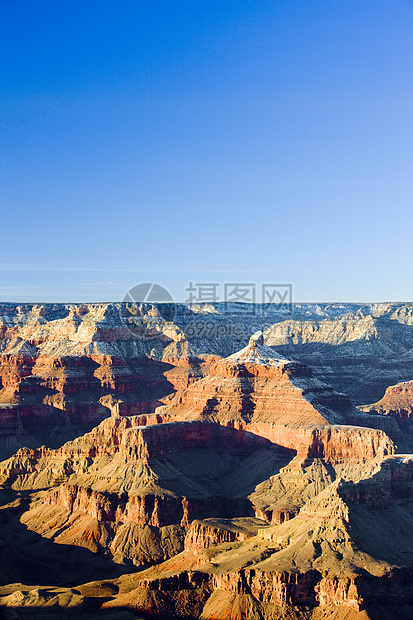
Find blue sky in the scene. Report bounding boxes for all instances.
[1,0,412,303]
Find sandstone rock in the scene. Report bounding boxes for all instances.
[1,303,412,618]
[155,337,395,461]
[359,380,413,451]
[98,457,413,619]
[1,301,412,458]
[184,517,266,556]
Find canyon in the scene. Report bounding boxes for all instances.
[1,302,413,618]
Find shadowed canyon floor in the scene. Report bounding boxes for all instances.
[2,305,413,617]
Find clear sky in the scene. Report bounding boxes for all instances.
[1,0,412,303]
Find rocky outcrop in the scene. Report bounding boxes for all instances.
[0,414,284,570]
[0,303,219,459]
[0,351,214,459]
[0,415,275,487]
[42,484,252,531]
[156,334,396,460]
[360,379,413,430]
[263,305,413,404]
[155,334,352,427]
[16,500,186,569]
[184,518,266,556]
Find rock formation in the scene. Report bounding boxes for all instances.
[155,332,398,455]
[360,379,413,444]
[1,304,413,618]
[73,454,413,620]
[0,303,216,459]
[3,301,413,459]
[263,303,413,404]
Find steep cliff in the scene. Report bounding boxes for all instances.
[263,303,413,404]
[155,333,397,455]
[0,412,293,575]
[359,379,413,439]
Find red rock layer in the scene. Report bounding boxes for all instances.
[0,416,272,475]
[156,358,332,427]
[0,350,214,459]
[155,339,394,462]
[157,337,363,427]
[244,423,393,461]
[360,379,413,432]
[44,485,189,528]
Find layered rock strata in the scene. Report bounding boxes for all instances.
[360,379,413,431]
[0,312,409,618]
[156,333,397,455]
[2,301,413,459]
[0,302,217,458]
[0,414,290,571]
[96,456,413,619]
